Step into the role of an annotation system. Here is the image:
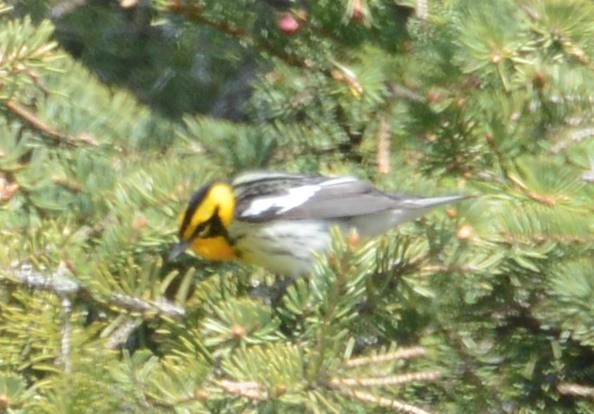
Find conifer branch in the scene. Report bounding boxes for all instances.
[551,127,594,153]
[557,383,594,399]
[166,0,431,123]
[0,176,19,203]
[0,263,185,319]
[339,389,433,414]
[5,100,98,146]
[329,371,441,388]
[377,115,391,174]
[59,296,73,374]
[345,346,427,368]
[105,317,143,349]
[169,1,247,37]
[217,380,268,400]
[415,0,428,20]
[498,231,594,244]
[168,1,310,70]
[108,293,186,317]
[420,263,480,274]
[484,132,509,177]
[582,163,594,183]
[2,262,80,295]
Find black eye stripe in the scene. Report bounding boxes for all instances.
[208,207,229,238]
[190,221,208,240]
[189,207,229,240]
[179,181,215,238]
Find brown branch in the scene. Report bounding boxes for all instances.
[340,389,433,414]
[377,115,391,174]
[329,371,441,388]
[168,1,310,69]
[497,230,594,244]
[217,380,268,400]
[5,100,98,146]
[345,347,427,368]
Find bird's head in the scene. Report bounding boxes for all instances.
[169,181,237,261]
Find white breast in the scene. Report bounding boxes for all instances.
[229,220,331,276]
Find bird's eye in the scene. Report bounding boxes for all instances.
[189,222,211,240]
[190,209,223,240]
[197,223,211,238]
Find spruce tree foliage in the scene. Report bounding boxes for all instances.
[0,0,593,413]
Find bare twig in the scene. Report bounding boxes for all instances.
[557,383,594,399]
[329,371,441,388]
[108,293,186,317]
[345,346,427,368]
[551,127,594,153]
[340,389,433,414]
[59,296,73,374]
[386,82,425,103]
[0,263,185,319]
[582,161,594,183]
[377,116,391,174]
[3,262,80,295]
[169,2,309,69]
[105,317,143,349]
[415,0,429,20]
[1,262,186,356]
[5,100,98,146]
[217,380,268,400]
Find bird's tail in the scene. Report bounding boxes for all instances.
[353,194,469,236]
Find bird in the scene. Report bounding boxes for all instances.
[169,171,467,276]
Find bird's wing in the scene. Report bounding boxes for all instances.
[233,172,430,222]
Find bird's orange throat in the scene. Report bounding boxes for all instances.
[190,236,237,261]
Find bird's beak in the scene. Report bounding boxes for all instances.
[168,241,189,261]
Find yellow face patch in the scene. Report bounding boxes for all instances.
[190,236,237,261]
[181,182,236,240]
[178,182,237,261]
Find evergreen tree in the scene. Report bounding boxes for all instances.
[1,0,593,412]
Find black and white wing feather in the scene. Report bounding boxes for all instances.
[233,172,464,222]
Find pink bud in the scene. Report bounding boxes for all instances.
[278,13,301,34]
